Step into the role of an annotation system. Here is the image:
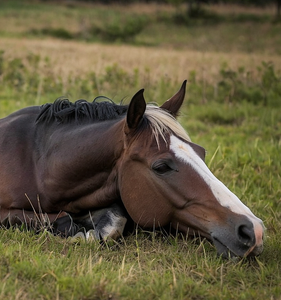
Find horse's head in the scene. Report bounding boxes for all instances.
[118,81,264,258]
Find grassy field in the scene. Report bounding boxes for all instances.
[0,1,281,299]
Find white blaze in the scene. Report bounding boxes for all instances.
[169,135,256,217]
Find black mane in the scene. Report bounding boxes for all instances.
[36,97,128,124]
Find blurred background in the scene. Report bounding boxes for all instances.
[0,0,280,108]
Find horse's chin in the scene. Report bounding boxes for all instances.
[185,229,247,258]
[212,237,238,258]
[212,237,263,259]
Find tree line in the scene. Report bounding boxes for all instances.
[40,0,281,19]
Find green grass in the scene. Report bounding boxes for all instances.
[0,227,281,300]
[1,228,281,300]
[1,1,281,299]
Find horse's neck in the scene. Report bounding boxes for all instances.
[48,118,124,162]
[37,119,125,211]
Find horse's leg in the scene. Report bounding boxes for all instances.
[0,208,72,235]
[71,202,128,241]
[0,203,128,240]
[51,214,80,237]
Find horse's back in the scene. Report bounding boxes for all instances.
[1,106,40,119]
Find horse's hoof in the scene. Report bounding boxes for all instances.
[68,231,86,243]
[86,229,98,241]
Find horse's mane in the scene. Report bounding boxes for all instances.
[36,97,128,124]
[35,96,191,144]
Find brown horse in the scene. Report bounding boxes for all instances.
[0,81,264,258]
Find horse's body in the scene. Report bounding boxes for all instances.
[0,82,264,257]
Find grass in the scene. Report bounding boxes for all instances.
[1,229,281,300]
[0,1,281,299]
[0,227,281,299]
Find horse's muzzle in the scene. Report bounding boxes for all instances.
[211,216,264,258]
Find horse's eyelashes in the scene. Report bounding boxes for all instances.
[152,161,176,175]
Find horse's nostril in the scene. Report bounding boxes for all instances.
[237,224,255,246]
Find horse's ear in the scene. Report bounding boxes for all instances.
[160,80,187,117]
[125,89,146,133]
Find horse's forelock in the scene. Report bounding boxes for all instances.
[144,105,191,147]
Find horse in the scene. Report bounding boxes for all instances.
[0,81,264,258]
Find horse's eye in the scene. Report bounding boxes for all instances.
[152,163,173,175]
